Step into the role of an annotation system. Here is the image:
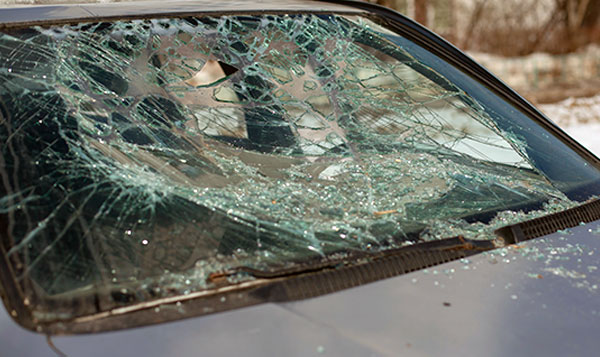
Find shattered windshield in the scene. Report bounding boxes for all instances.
[1,13,600,326]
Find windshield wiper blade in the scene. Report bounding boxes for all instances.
[496,197,600,243]
[63,199,600,335]
[208,235,499,284]
[210,198,600,292]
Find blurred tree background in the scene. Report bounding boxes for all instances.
[369,0,600,56]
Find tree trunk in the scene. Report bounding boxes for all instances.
[582,0,600,26]
[414,0,428,26]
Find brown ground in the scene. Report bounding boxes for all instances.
[518,78,600,105]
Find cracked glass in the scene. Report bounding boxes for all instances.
[1,13,600,325]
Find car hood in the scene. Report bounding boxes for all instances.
[2,218,600,357]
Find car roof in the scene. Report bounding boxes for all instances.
[0,0,363,28]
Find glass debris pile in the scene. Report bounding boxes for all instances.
[0,14,596,320]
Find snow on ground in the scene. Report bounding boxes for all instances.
[538,95,600,156]
[468,46,600,157]
[557,123,600,156]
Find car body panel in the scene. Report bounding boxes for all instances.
[2,218,600,356]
